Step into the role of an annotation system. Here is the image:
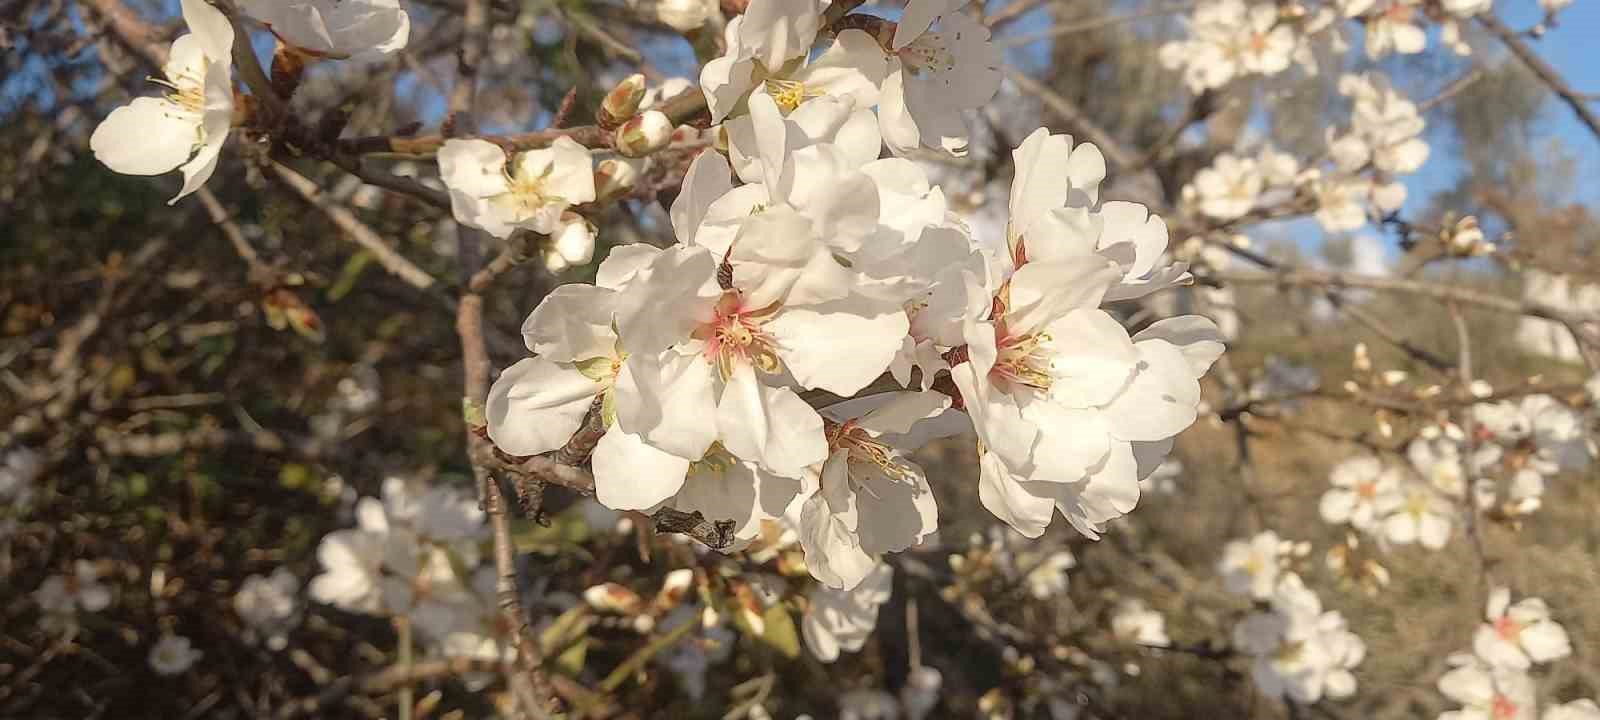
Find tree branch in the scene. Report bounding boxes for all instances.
[1477,13,1600,142]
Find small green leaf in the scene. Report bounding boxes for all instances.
[462,398,487,429]
[555,638,588,676]
[758,604,800,659]
[279,463,313,490]
[573,356,614,382]
[326,251,373,302]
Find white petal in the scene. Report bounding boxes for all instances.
[522,284,617,361]
[715,363,828,477]
[485,358,596,456]
[614,351,719,460]
[768,298,907,396]
[670,150,734,244]
[91,97,198,177]
[592,428,690,510]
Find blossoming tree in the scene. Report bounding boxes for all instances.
[3,0,1599,716]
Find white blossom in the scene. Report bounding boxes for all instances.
[1545,700,1600,720]
[1438,652,1538,720]
[1473,587,1573,670]
[239,0,409,58]
[799,392,953,590]
[148,634,204,676]
[802,563,892,662]
[700,1,881,122]
[1380,483,1454,550]
[1320,456,1402,532]
[954,129,1214,539]
[437,136,596,239]
[234,568,301,650]
[880,0,1002,156]
[1232,573,1365,703]
[35,560,113,631]
[1348,0,1427,59]
[1186,153,1263,221]
[1111,599,1170,646]
[1218,530,1290,599]
[90,0,234,205]
[1022,550,1077,600]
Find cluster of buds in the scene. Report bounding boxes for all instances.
[1324,532,1392,597]
[1440,214,1495,258]
[598,74,676,158]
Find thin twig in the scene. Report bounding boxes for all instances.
[1477,13,1600,142]
[1000,2,1195,48]
[1213,268,1597,325]
[269,161,439,290]
[1004,67,1136,169]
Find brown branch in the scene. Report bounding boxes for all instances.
[268,161,440,290]
[1477,13,1600,142]
[339,88,707,157]
[1004,66,1136,170]
[196,186,276,286]
[1212,268,1597,324]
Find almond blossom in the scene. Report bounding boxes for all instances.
[879,0,1001,156]
[1473,587,1573,670]
[149,634,204,676]
[1344,0,1427,59]
[1332,73,1430,176]
[1232,573,1365,703]
[1438,652,1538,720]
[1158,0,1312,92]
[1320,456,1403,532]
[1218,530,1292,600]
[951,129,1217,539]
[700,0,881,122]
[437,136,596,239]
[1111,599,1170,646]
[34,560,113,632]
[798,392,953,590]
[239,0,410,58]
[234,568,301,650]
[1380,482,1455,550]
[89,0,234,205]
[1545,700,1600,720]
[802,562,892,662]
[1186,152,1263,221]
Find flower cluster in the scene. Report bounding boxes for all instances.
[90,0,413,203]
[307,477,509,662]
[1229,572,1367,703]
[486,5,1224,592]
[1159,0,1336,93]
[1180,70,1431,234]
[0,446,42,540]
[1436,588,1584,720]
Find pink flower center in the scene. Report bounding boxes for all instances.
[1494,615,1523,642]
[695,291,781,379]
[1491,694,1519,720]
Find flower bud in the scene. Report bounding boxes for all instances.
[553,214,596,265]
[594,158,640,204]
[614,110,673,158]
[598,73,647,130]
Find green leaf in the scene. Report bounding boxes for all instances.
[758,604,800,659]
[511,509,592,555]
[573,356,614,382]
[462,398,487,429]
[279,463,314,491]
[326,251,373,302]
[555,638,588,676]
